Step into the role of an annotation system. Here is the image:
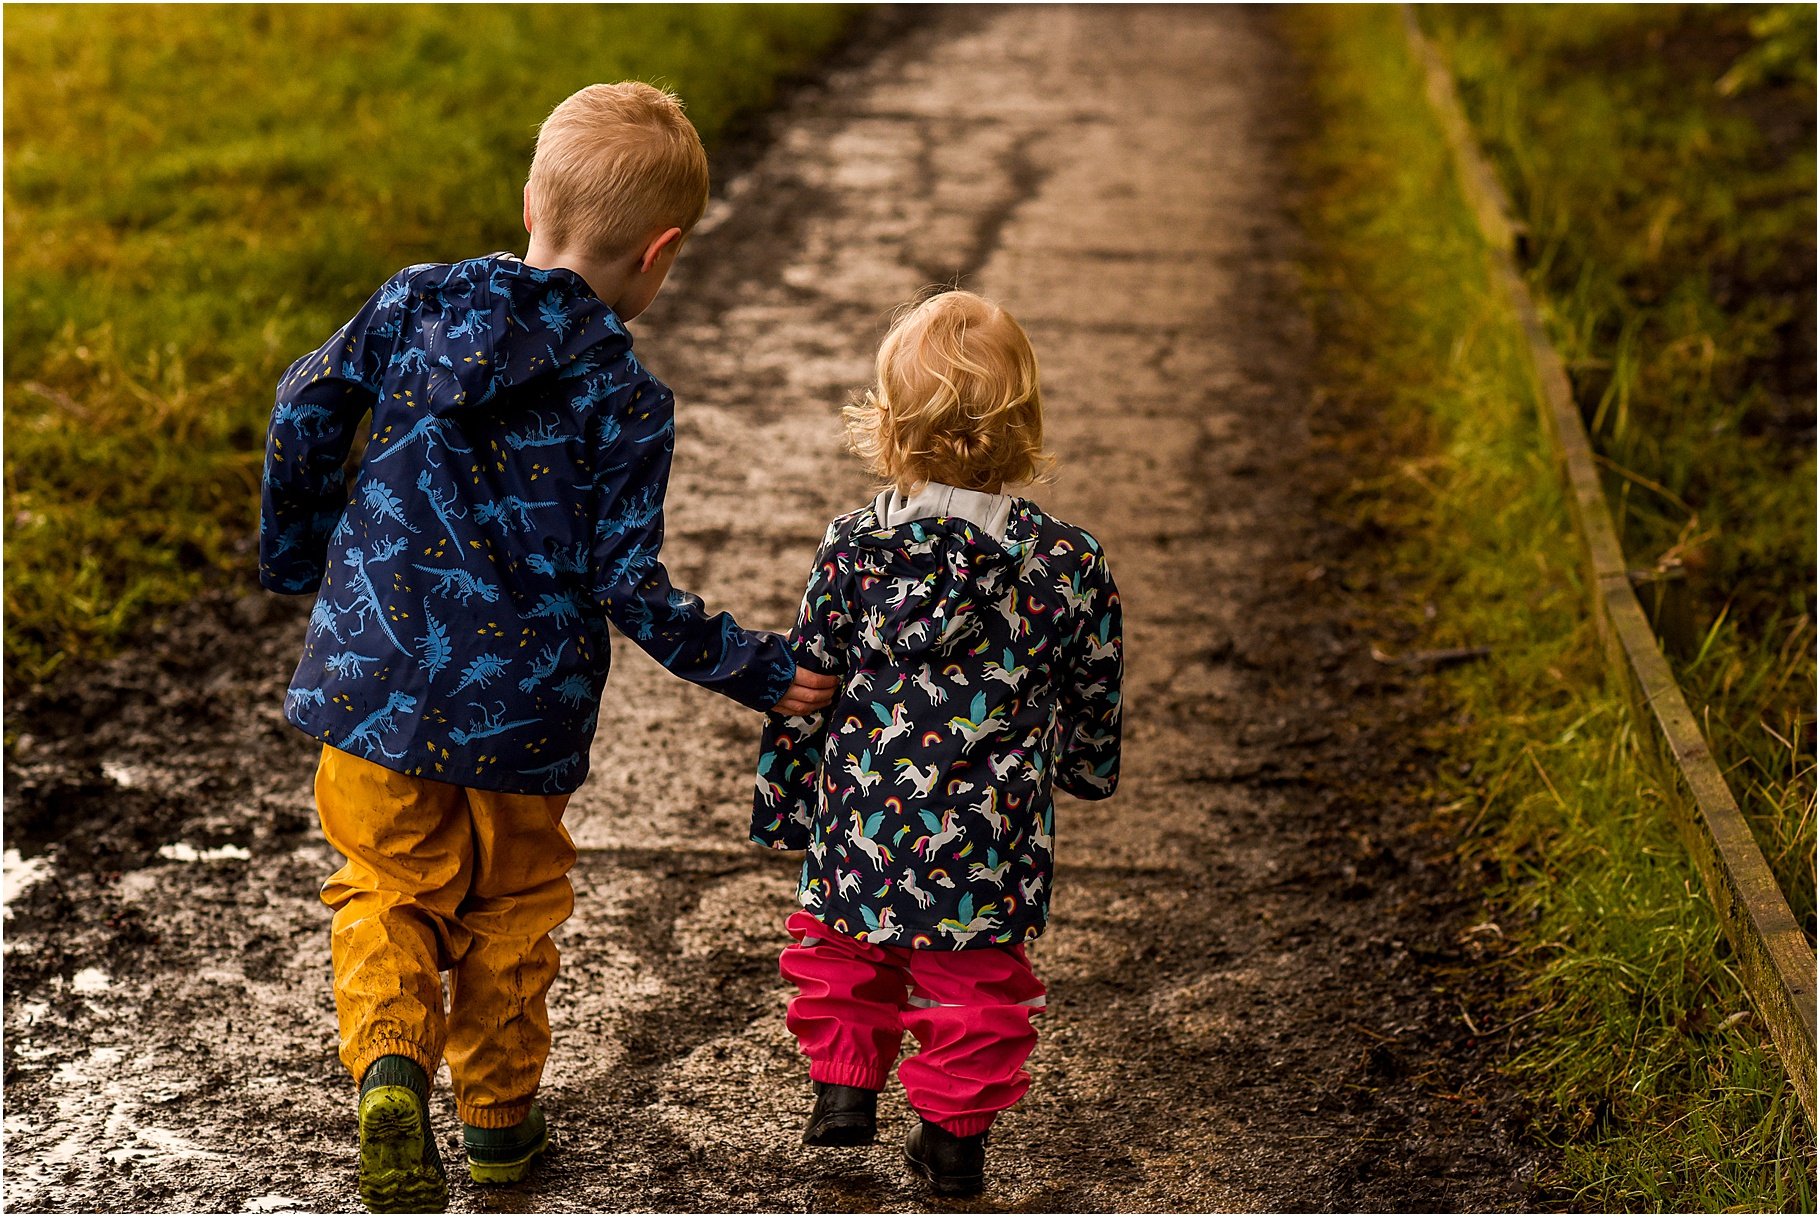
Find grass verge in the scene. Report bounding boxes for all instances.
[3,3,856,688]
[1421,1,1816,949]
[1286,5,1816,1209]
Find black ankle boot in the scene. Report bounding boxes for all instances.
[802,1082,878,1146]
[904,1118,987,1197]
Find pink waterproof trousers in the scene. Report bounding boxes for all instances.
[779,910,1046,1136]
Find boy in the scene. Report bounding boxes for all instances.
[259,82,834,1212]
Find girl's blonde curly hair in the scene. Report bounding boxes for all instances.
[843,290,1054,496]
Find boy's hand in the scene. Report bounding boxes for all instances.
[772,667,838,716]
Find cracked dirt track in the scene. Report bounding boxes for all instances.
[4,7,1533,1211]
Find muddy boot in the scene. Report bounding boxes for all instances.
[464,1105,548,1185]
[356,1055,447,1214]
[803,1082,878,1146]
[904,1118,987,1197]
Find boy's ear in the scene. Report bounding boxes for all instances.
[639,227,684,273]
[523,190,535,236]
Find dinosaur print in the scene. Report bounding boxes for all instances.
[415,610,453,680]
[370,414,473,468]
[525,542,590,578]
[518,751,582,792]
[517,641,568,693]
[536,292,575,340]
[262,253,794,794]
[598,485,662,538]
[416,469,468,543]
[450,653,510,696]
[504,412,567,451]
[411,564,500,605]
[389,346,430,375]
[525,593,582,628]
[448,702,538,746]
[335,547,408,653]
[338,691,417,760]
[268,522,304,561]
[606,540,659,589]
[444,308,491,341]
[309,596,345,645]
[474,495,559,533]
[286,686,327,709]
[361,482,420,533]
[370,535,410,564]
[271,401,337,438]
[552,675,593,708]
[324,651,381,680]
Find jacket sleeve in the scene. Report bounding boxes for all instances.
[258,281,403,594]
[751,519,852,850]
[1054,536,1123,800]
[588,377,796,712]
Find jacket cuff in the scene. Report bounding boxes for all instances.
[258,559,325,595]
[740,634,799,712]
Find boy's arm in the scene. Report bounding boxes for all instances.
[258,281,403,594]
[588,378,797,713]
[753,521,851,850]
[1053,540,1124,801]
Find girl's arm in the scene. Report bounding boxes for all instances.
[1054,538,1123,800]
[752,519,853,850]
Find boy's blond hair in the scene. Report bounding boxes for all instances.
[526,82,710,260]
[844,291,1053,496]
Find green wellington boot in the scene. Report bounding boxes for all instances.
[356,1056,448,1214]
[463,1105,549,1185]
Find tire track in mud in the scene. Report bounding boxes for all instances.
[3,6,1534,1211]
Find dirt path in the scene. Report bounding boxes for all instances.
[4,7,1534,1211]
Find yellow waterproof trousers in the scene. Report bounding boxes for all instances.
[314,745,576,1128]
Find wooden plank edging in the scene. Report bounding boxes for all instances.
[1400,5,1817,1125]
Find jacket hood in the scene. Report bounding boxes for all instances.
[395,253,631,419]
[850,500,1035,664]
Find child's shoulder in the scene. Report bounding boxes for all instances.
[817,505,877,550]
[1013,499,1105,555]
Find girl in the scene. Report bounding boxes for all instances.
[750,290,1123,1196]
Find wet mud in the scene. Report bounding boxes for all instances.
[5,6,1539,1211]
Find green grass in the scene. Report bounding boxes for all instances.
[3,3,855,687]
[1419,1,1817,949]
[1287,5,1816,1209]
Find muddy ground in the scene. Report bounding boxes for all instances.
[4,7,1541,1212]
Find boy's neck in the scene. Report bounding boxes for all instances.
[522,239,632,314]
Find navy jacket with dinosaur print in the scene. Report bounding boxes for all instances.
[751,495,1123,948]
[260,252,795,794]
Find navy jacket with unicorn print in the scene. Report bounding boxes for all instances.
[751,486,1123,948]
[259,253,795,794]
